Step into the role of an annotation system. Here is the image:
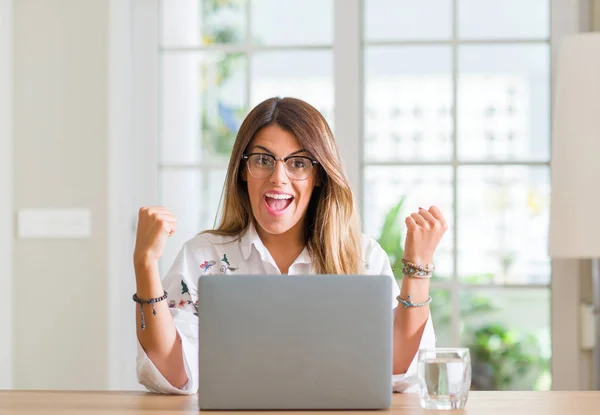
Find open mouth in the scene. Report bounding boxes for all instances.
[264,193,294,215]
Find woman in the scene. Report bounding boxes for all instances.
[134,97,447,394]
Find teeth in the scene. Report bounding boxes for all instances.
[265,193,292,200]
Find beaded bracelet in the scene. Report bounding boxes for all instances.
[401,258,435,273]
[402,265,433,279]
[401,258,434,279]
[397,294,432,309]
[133,291,168,330]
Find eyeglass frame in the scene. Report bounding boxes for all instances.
[241,152,319,181]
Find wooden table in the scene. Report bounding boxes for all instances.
[1,391,599,414]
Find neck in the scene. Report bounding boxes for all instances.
[257,220,305,252]
[256,220,306,273]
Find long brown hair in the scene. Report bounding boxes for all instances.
[206,97,362,274]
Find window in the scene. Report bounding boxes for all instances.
[152,0,565,391]
[363,0,551,390]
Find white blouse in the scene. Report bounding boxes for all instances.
[136,223,436,394]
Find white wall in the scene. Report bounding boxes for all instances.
[13,0,109,389]
[0,0,14,390]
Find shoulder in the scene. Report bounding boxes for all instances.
[359,233,391,272]
[360,233,385,257]
[359,234,399,298]
[165,231,244,284]
[172,231,243,268]
[184,231,240,253]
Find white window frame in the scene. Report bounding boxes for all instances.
[0,0,14,389]
[107,0,142,390]
[123,0,590,391]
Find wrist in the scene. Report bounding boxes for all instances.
[402,255,433,266]
[134,252,157,270]
[134,259,163,299]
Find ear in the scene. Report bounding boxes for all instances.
[314,167,322,187]
[241,167,247,182]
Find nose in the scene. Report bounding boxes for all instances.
[269,159,289,185]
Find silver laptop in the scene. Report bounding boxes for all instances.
[197,274,393,410]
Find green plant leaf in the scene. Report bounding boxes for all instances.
[377,197,405,253]
[377,197,406,279]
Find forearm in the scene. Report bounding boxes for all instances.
[135,259,188,389]
[392,277,430,374]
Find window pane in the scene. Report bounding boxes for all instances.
[252,0,333,45]
[430,289,454,348]
[365,0,452,41]
[457,166,550,285]
[363,167,454,279]
[251,51,334,130]
[459,0,549,40]
[364,47,452,162]
[460,288,551,391]
[206,168,228,229]
[457,45,550,161]
[161,0,246,47]
[161,53,247,164]
[159,169,203,276]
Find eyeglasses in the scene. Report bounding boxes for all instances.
[242,153,318,181]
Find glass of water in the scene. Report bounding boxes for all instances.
[417,348,471,410]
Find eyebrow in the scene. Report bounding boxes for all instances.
[251,145,308,157]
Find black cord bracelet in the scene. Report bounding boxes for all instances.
[133,291,168,330]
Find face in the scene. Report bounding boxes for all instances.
[242,125,319,238]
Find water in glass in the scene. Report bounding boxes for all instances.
[417,348,471,410]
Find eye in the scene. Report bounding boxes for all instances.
[290,158,309,169]
[254,154,273,168]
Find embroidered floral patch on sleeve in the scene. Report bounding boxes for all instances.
[220,254,238,273]
[180,280,199,316]
[177,253,239,317]
[181,280,190,296]
[199,260,216,274]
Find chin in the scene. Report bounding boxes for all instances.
[256,217,297,236]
